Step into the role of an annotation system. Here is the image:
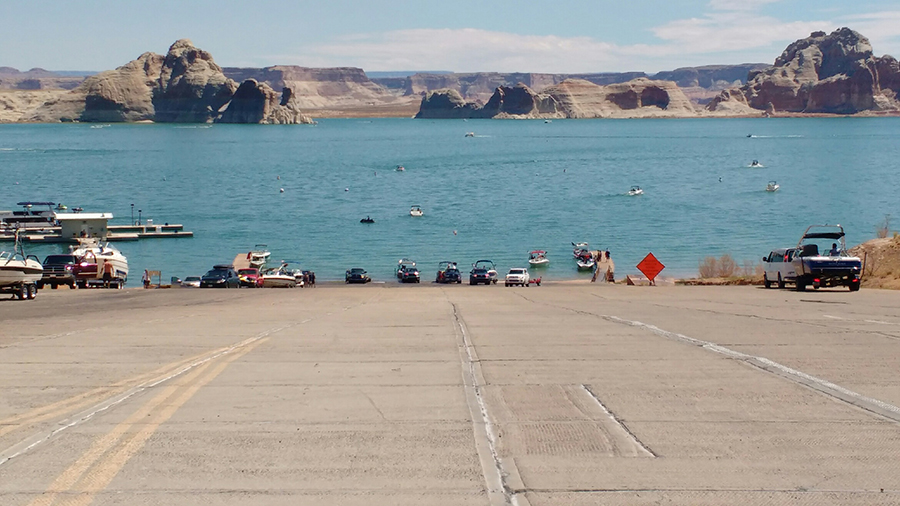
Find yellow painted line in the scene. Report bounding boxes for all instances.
[0,342,250,440]
[24,361,214,506]
[30,337,268,506]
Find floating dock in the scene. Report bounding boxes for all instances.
[0,224,193,243]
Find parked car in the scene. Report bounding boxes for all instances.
[400,266,420,283]
[438,267,462,284]
[469,268,492,285]
[37,254,79,289]
[238,268,263,288]
[182,276,201,288]
[505,268,530,287]
[762,248,798,289]
[790,225,861,291]
[346,268,371,284]
[200,264,241,288]
[435,261,459,283]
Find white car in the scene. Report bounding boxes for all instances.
[182,276,201,288]
[505,268,530,287]
[762,248,798,289]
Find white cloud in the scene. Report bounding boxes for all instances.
[839,11,900,56]
[708,0,781,11]
[274,5,894,73]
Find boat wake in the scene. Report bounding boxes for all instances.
[747,134,803,139]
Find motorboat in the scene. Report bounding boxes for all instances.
[247,244,270,269]
[528,250,550,267]
[749,160,764,168]
[409,205,424,217]
[261,263,297,288]
[0,230,43,299]
[627,186,644,196]
[473,259,498,283]
[766,181,780,192]
[572,242,590,259]
[0,201,58,231]
[69,238,129,288]
[465,132,475,137]
[576,254,596,271]
[360,216,375,224]
[396,165,405,172]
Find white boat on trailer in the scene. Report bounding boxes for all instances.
[0,230,42,300]
[261,263,298,288]
[69,238,129,289]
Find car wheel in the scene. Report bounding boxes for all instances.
[777,273,785,289]
[763,273,771,289]
[795,276,806,291]
[849,280,860,292]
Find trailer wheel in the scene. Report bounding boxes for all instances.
[18,284,27,300]
[27,284,36,299]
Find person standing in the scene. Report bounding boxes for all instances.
[142,269,150,289]
[102,261,115,288]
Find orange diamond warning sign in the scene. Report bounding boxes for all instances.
[637,253,665,282]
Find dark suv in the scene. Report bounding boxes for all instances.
[469,268,492,285]
[400,266,420,283]
[38,254,79,289]
[200,264,241,288]
[346,268,371,284]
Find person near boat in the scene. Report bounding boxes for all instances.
[103,261,115,288]
[142,269,150,289]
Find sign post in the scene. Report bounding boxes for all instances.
[636,253,665,286]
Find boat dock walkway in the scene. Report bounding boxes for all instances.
[0,224,193,243]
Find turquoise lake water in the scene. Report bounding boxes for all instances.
[1,118,898,283]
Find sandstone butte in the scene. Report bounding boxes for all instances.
[15,39,313,125]
[417,27,900,120]
[4,27,900,123]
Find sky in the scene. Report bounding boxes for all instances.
[1,0,899,74]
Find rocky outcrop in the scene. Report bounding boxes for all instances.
[415,78,695,119]
[654,64,769,89]
[876,55,900,101]
[223,66,408,111]
[153,39,236,123]
[217,80,313,124]
[415,89,484,119]
[16,40,311,124]
[708,28,899,114]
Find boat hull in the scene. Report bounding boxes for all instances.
[262,276,296,288]
[0,261,43,286]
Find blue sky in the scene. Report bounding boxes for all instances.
[2,0,899,73]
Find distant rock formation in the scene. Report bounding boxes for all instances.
[708,28,900,114]
[153,39,236,123]
[19,40,311,124]
[416,78,695,119]
[218,80,313,124]
[0,68,86,90]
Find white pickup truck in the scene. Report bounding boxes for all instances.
[505,268,530,287]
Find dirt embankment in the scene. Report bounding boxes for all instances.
[851,236,900,289]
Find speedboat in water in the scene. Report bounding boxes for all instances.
[465,132,475,137]
[360,216,375,224]
[576,254,596,271]
[749,160,764,168]
[572,242,590,259]
[0,231,42,299]
[766,181,780,192]
[247,244,270,269]
[396,165,405,172]
[627,186,644,196]
[528,250,550,267]
[261,263,297,288]
[409,205,424,217]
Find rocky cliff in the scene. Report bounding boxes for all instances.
[18,40,311,124]
[416,78,696,119]
[217,79,312,124]
[708,28,900,114]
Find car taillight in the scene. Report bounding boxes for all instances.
[784,254,789,262]
[814,278,820,283]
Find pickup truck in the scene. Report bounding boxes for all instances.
[790,225,861,291]
[37,254,79,289]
